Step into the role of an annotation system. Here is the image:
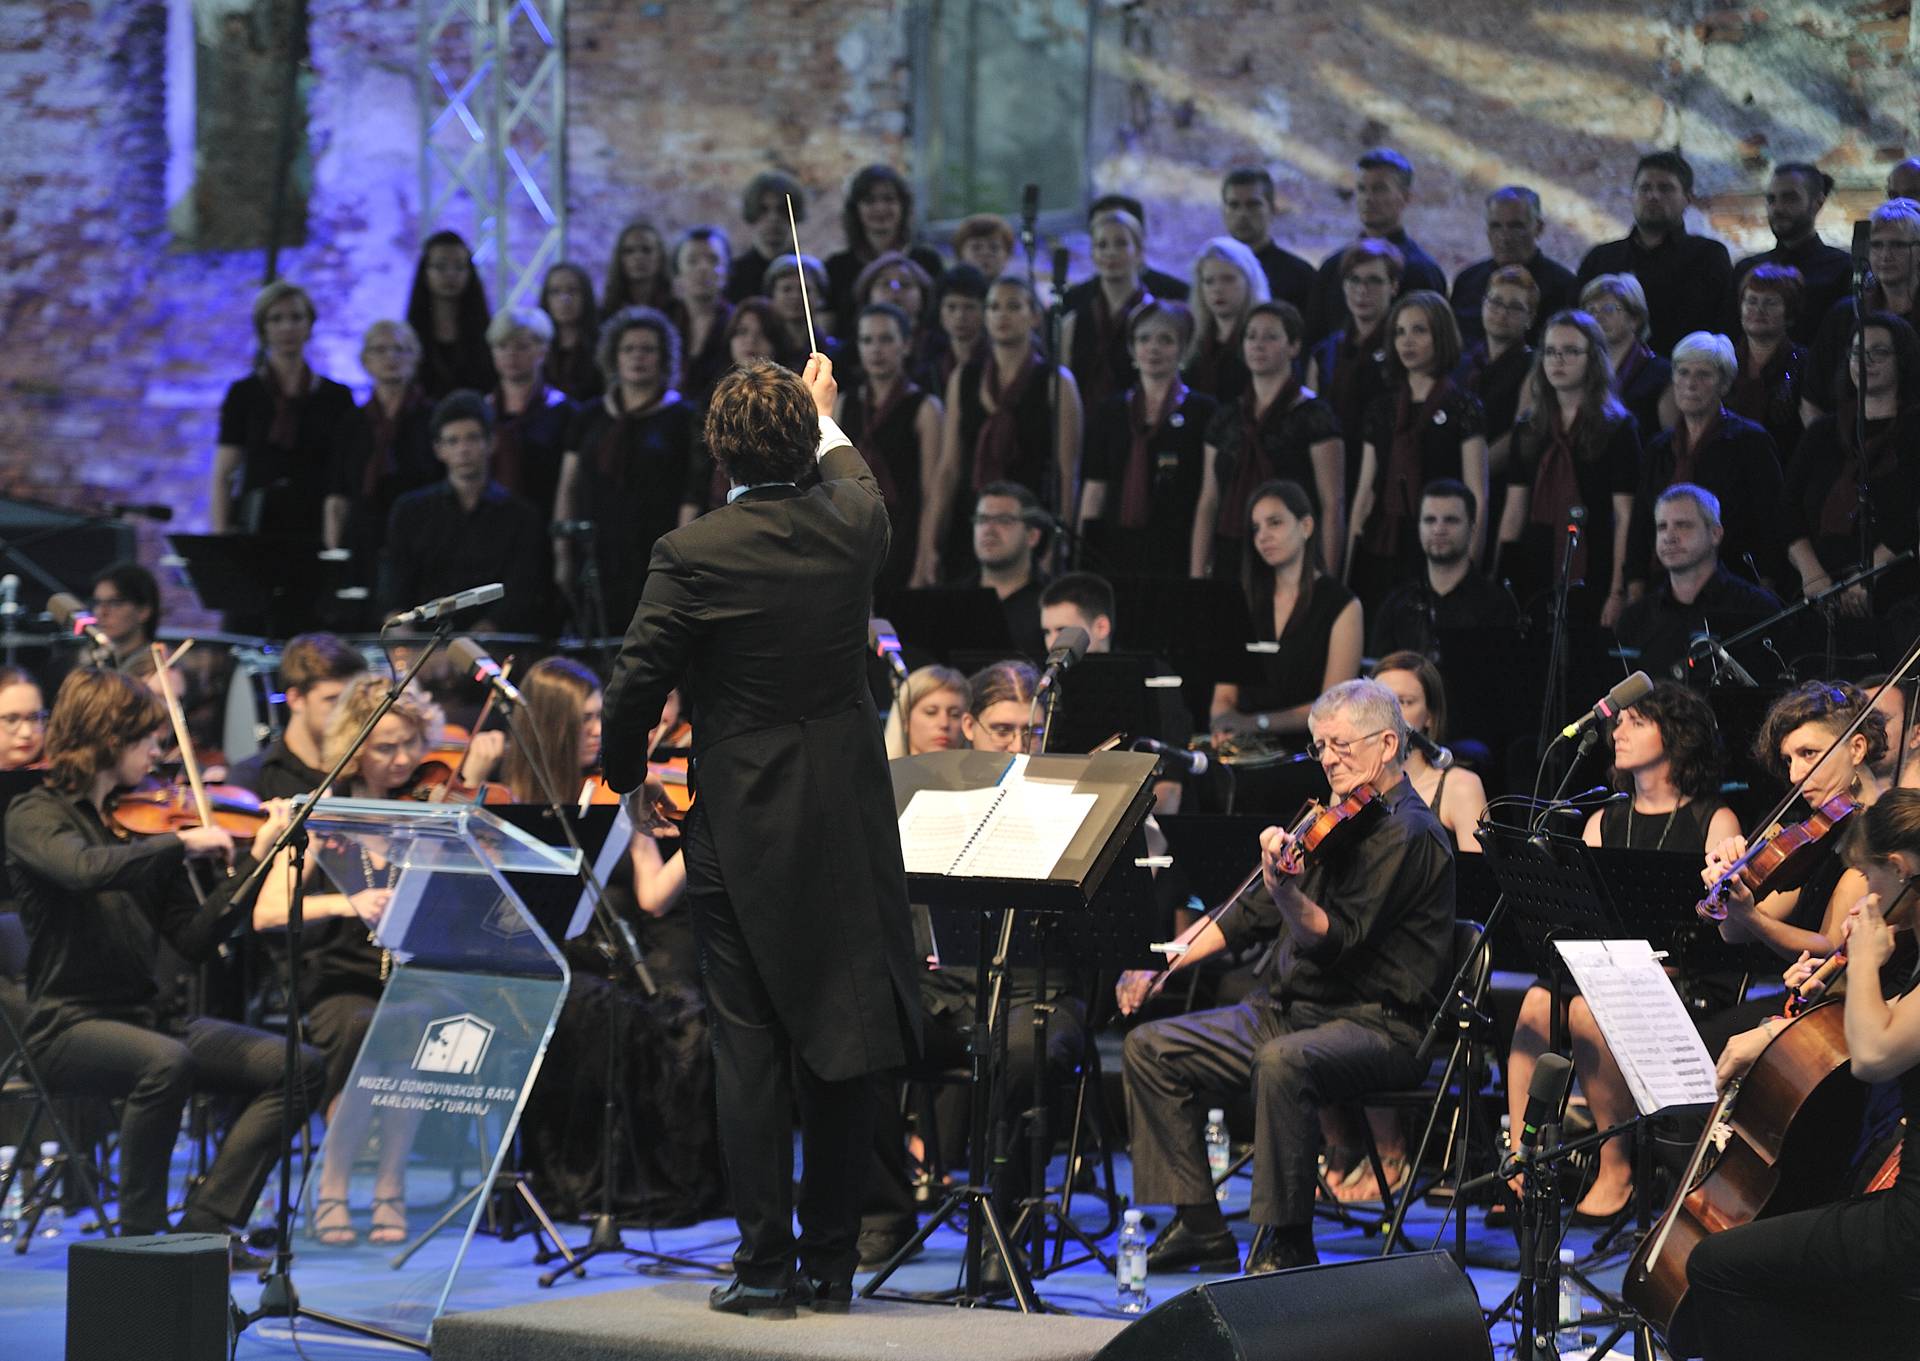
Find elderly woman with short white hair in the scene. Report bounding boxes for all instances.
[1579,272,1671,443]
[484,304,573,516]
[1623,330,1788,597]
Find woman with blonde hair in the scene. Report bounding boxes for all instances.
[1184,236,1270,402]
[883,665,969,759]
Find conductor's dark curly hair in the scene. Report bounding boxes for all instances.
[705,358,817,487]
[1753,679,1888,775]
[1611,681,1724,800]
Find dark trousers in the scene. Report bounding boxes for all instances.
[1123,995,1421,1228]
[684,812,880,1288]
[36,1015,325,1236]
[1684,1190,1920,1360]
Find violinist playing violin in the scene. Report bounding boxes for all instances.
[1117,677,1455,1275]
[1684,789,1920,1360]
[7,669,320,1266]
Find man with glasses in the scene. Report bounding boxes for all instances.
[959,481,1050,663]
[1117,677,1455,1274]
[84,562,161,675]
[1730,163,1851,347]
[1804,197,1920,416]
[1449,186,1576,345]
[1576,150,1734,354]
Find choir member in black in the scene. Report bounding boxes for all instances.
[554,307,700,629]
[324,320,436,575]
[926,264,987,400]
[825,165,943,342]
[725,297,801,371]
[833,302,941,591]
[1497,309,1644,626]
[538,262,604,402]
[1219,166,1314,310]
[513,665,723,1227]
[601,218,674,315]
[1689,790,1920,1361]
[728,170,808,308]
[950,213,1014,283]
[1616,484,1784,685]
[1804,198,1920,417]
[1866,674,1920,791]
[405,230,497,399]
[1729,163,1851,347]
[1079,300,1216,579]
[1209,480,1362,744]
[1893,160,1920,202]
[485,306,574,520]
[1575,150,1732,355]
[1059,208,1153,413]
[83,562,160,675]
[1784,314,1920,614]
[1708,680,1887,967]
[881,664,968,759]
[1506,682,1740,1222]
[250,676,448,1246]
[667,226,735,407]
[764,253,837,368]
[959,484,1050,664]
[930,275,1081,574]
[1371,652,1490,852]
[1197,301,1345,580]
[1183,236,1269,403]
[1303,147,1448,344]
[1454,265,1537,484]
[1582,272,1672,444]
[379,391,550,633]
[852,251,937,382]
[1728,263,1807,463]
[9,668,316,1255]
[1119,677,1454,1273]
[1450,186,1577,345]
[1305,240,1401,520]
[1368,479,1521,658]
[1624,331,1787,594]
[212,280,359,537]
[1071,193,1190,302]
[1349,291,1489,603]
[226,632,365,799]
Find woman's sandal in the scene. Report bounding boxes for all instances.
[314,1197,357,1247]
[1334,1154,1411,1204]
[369,1195,409,1247]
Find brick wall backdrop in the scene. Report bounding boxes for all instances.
[0,0,1912,622]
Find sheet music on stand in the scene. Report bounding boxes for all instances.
[1553,939,1719,1115]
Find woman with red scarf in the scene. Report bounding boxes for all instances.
[1496,309,1643,626]
[1079,300,1216,578]
[1306,240,1402,529]
[1728,263,1807,461]
[1190,301,1344,581]
[212,281,359,539]
[1060,208,1153,412]
[1348,291,1488,608]
[928,275,1081,575]
[834,302,943,590]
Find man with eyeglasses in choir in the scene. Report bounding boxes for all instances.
[1115,677,1455,1276]
[956,481,1050,664]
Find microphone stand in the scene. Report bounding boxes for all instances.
[241,614,458,1346]
[1699,552,1913,673]
[1851,255,1874,668]
[1045,253,1070,576]
[1533,515,1583,799]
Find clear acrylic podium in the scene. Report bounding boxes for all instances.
[290,798,578,1346]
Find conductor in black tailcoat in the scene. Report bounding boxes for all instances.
[603,354,922,1318]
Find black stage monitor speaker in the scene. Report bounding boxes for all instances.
[1092,1251,1492,1361]
[67,1233,232,1361]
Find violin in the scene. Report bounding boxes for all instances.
[1784,880,1920,1016]
[1272,784,1381,875]
[109,781,268,837]
[399,759,512,805]
[577,769,691,820]
[1697,793,1859,921]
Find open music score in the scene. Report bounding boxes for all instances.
[1555,939,1720,1114]
[896,769,1097,880]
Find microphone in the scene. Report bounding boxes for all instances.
[1565,503,1586,540]
[386,582,505,627]
[1852,218,1874,290]
[1407,728,1453,770]
[1051,246,1070,302]
[1130,736,1209,777]
[106,502,174,523]
[47,592,113,654]
[550,519,596,537]
[449,636,525,707]
[1559,670,1653,741]
[0,575,20,623]
[1020,183,1040,238]
[1033,625,1089,698]
[1505,1052,1574,1172]
[869,617,909,686]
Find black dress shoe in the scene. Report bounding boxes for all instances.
[858,1218,919,1269]
[1145,1219,1241,1273]
[1243,1231,1317,1274]
[227,1238,274,1274]
[803,1277,853,1313]
[707,1278,799,1319]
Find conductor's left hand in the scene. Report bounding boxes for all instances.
[803,352,837,417]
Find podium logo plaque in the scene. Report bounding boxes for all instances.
[413,1013,497,1076]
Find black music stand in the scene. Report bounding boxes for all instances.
[1040,652,1185,755]
[167,533,344,637]
[873,587,1015,670]
[864,749,1158,1313]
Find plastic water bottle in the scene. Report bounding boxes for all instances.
[1556,1247,1590,1352]
[0,1145,20,1242]
[34,1142,63,1239]
[1205,1108,1231,1201]
[1115,1208,1149,1314]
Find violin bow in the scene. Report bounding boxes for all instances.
[150,642,215,831]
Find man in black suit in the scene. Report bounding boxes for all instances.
[1303,147,1449,343]
[1220,167,1315,311]
[1449,186,1577,344]
[1575,150,1733,355]
[1729,163,1851,346]
[603,356,922,1319]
